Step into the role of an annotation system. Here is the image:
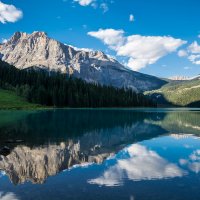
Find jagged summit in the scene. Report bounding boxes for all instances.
[7,31,48,45]
[0,31,166,91]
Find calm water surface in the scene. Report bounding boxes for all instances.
[0,108,200,200]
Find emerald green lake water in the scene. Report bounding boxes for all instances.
[0,108,200,200]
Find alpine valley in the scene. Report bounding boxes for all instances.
[0,31,200,107]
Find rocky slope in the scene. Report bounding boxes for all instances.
[0,31,166,91]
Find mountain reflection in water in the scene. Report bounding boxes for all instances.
[0,109,167,184]
[0,109,200,189]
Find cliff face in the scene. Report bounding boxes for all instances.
[0,31,74,73]
[0,31,166,91]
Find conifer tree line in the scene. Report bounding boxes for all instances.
[0,60,156,107]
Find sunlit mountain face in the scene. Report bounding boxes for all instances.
[0,109,200,200]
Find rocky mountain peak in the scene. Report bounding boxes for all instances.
[0,31,166,91]
[4,31,49,49]
[31,31,48,37]
[8,32,27,44]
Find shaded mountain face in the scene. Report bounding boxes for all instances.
[0,31,166,91]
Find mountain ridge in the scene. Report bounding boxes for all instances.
[0,31,166,92]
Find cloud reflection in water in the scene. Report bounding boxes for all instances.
[89,144,186,187]
[180,149,200,173]
[0,192,19,200]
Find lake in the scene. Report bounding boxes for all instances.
[0,108,200,200]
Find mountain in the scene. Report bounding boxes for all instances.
[0,31,166,91]
[169,76,190,81]
[0,60,156,108]
[190,74,200,80]
[145,79,200,107]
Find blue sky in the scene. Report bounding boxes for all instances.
[1,0,200,78]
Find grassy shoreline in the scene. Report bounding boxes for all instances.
[0,89,43,110]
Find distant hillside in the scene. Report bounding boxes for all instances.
[145,79,200,107]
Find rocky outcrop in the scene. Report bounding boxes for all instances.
[0,31,166,91]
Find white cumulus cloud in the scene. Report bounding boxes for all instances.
[0,1,23,24]
[188,54,200,65]
[88,28,186,71]
[129,14,134,22]
[178,49,188,57]
[74,0,94,6]
[74,0,110,13]
[188,41,200,54]
[179,41,200,65]
[100,3,109,13]
[88,28,125,49]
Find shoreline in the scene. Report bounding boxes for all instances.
[0,107,199,111]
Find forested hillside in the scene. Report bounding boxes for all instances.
[0,60,155,108]
[145,79,200,107]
